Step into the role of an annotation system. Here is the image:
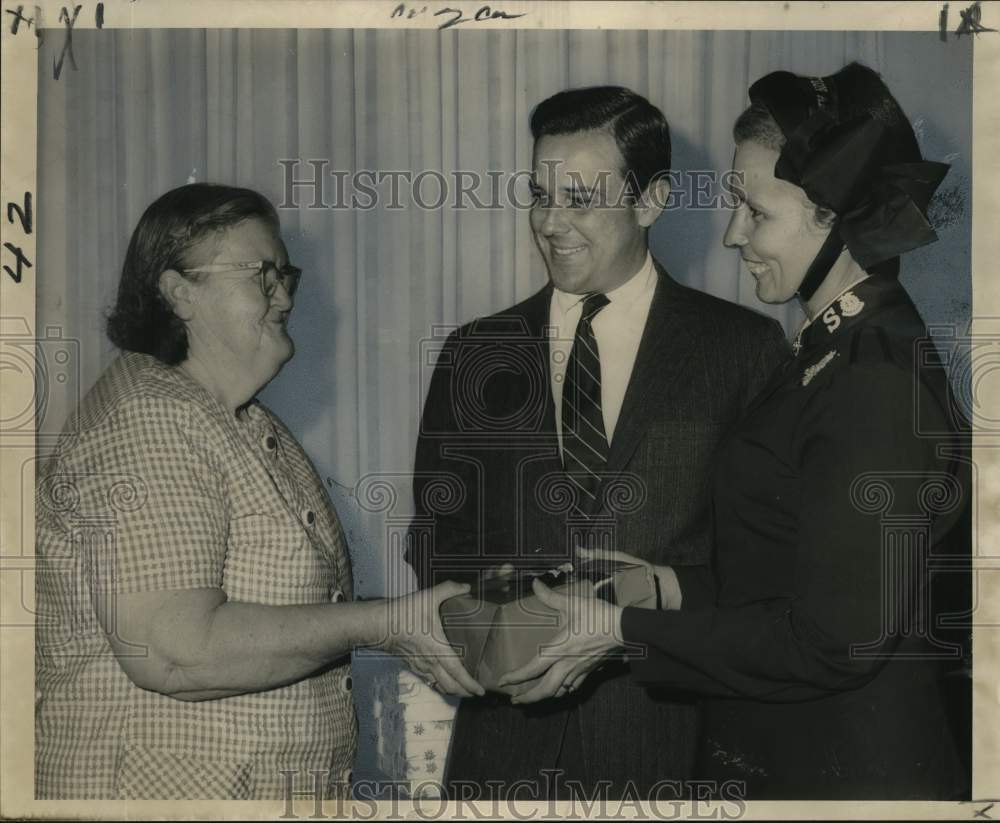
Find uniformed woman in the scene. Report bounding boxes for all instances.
[499,62,970,800]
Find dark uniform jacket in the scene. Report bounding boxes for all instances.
[621,275,971,799]
[405,261,788,798]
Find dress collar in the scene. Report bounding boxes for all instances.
[792,275,908,356]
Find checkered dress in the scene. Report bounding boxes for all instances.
[35,352,358,799]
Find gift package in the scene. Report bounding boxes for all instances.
[440,559,657,695]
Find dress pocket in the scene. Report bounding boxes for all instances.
[224,513,333,604]
[116,744,256,800]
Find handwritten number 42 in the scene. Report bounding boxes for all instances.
[4,193,33,285]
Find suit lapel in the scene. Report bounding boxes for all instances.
[521,268,699,539]
[605,264,699,477]
[518,284,558,436]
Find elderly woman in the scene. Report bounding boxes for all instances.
[34,183,483,800]
[499,63,969,799]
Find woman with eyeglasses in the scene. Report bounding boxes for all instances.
[34,183,484,800]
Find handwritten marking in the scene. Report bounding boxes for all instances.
[6,4,31,33]
[975,803,994,820]
[956,0,996,35]
[9,3,108,56]
[1,244,31,284]
[391,2,526,30]
[6,192,33,235]
[6,3,42,42]
[3,192,33,285]
[940,2,950,40]
[434,7,465,28]
[53,5,82,80]
[391,2,428,19]
[476,5,521,22]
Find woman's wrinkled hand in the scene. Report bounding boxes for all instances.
[375,581,485,698]
[497,577,624,704]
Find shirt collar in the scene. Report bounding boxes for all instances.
[552,252,654,316]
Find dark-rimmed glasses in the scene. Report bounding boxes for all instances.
[182,260,302,298]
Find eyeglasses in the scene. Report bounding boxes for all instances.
[182,259,302,298]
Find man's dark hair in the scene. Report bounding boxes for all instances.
[529,85,671,197]
[106,183,279,365]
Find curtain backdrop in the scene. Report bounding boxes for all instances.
[37,26,971,782]
[38,30,971,596]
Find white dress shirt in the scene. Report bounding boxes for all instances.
[549,253,657,456]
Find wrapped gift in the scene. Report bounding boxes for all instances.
[439,559,657,695]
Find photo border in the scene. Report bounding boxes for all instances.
[2,1,998,819]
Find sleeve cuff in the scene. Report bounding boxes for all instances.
[620,605,679,684]
[672,564,716,611]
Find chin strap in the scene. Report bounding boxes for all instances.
[795,223,846,303]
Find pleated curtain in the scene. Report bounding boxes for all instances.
[37,28,971,598]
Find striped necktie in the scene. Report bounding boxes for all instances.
[561,292,610,514]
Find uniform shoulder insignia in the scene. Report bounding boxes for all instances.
[838,291,865,317]
[802,350,839,386]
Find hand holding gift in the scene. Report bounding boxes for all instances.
[440,558,657,698]
[374,580,486,698]
[498,577,625,704]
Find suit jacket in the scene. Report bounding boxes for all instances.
[404,260,788,797]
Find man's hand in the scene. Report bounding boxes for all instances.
[497,577,624,704]
[376,581,486,698]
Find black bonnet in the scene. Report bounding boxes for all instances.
[746,63,948,300]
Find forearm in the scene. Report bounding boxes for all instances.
[668,563,719,610]
[120,593,387,700]
[622,597,886,701]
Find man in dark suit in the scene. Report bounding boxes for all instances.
[404,86,788,800]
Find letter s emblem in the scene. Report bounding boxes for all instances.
[822,307,841,333]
